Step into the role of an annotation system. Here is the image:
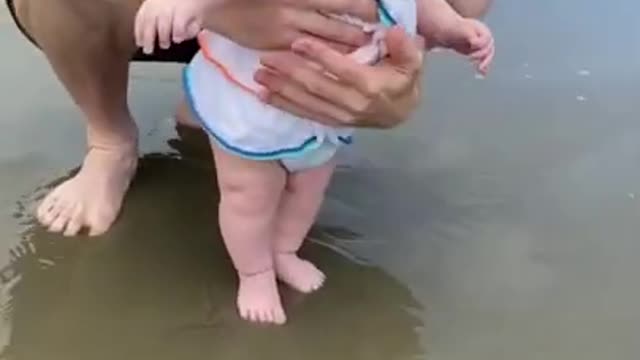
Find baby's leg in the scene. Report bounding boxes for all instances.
[274,159,337,293]
[211,143,287,324]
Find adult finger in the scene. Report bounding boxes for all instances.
[290,37,374,94]
[289,27,422,95]
[157,9,174,49]
[293,26,423,78]
[254,69,354,124]
[290,10,369,47]
[259,52,369,112]
[383,26,424,74]
[261,50,324,72]
[322,41,358,55]
[258,91,339,127]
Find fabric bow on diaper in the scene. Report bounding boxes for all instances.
[338,15,388,65]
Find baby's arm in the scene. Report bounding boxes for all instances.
[446,0,493,18]
[416,0,495,74]
[135,0,208,54]
[416,0,463,43]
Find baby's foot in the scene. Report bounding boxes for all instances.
[237,268,287,324]
[275,253,326,293]
[36,144,138,237]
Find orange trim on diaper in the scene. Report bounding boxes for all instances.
[197,32,260,96]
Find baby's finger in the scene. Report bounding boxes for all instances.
[142,15,158,54]
[478,44,495,73]
[469,31,489,50]
[469,41,492,61]
[134,4,148,48]
[469,23,491,48]
[470,34,493,56]
[474,45,494,75]
[172,11,190,43]
[157,9,174,49]
[184,20,202,41]
[258,91,337,127]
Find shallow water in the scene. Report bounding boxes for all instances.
[1,0,639,359]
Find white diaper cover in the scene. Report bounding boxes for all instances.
[183,0,417,172]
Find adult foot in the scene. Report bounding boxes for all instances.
[275,253,325,293]
[237,268,287,324]
[36,142,138,237]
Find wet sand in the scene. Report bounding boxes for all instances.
[1,0,639,359]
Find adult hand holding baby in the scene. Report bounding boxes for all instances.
[135,0,425,129]
[256,27,425,128]
[135,0,377,54]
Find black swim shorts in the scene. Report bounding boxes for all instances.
[4,0,199,63]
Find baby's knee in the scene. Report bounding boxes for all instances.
[285,169,334,200]
[283,183,324,204]
[219,179,280,216]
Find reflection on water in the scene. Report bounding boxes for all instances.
[2,131,423,360]
[0,252,21,356]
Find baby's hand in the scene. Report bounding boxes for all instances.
[437,18,495,75]
[134,0,206,54]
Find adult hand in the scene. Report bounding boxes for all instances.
[203,0,377,51]
[254,27,425,129]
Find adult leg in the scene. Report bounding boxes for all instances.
[211,143,287,324]
[274,159,336,293]
[15,0,141,236]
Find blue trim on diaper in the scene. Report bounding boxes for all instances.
[376,0,397,27]
[183,66,351,160]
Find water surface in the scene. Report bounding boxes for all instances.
[1,1,639,359]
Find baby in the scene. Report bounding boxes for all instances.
[135,0,494,325]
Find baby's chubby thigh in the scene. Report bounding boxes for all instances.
[212,144,284,229]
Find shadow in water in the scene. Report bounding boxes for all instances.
[2,128,424,360]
